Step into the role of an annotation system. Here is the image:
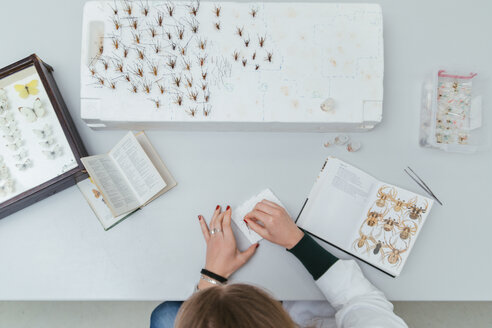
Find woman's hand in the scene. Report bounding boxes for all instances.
[198,205,258,284]
[244,199,304,249]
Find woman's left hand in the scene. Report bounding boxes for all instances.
[198,205,258,280]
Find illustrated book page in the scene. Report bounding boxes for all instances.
[77,178,137,230]
[81,132,167,216]
[232,188,286,244]
[296,157,433,277]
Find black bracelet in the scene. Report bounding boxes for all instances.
[201,269,228,284]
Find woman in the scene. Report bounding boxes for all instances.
[151,201,408,328]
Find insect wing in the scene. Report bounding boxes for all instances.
[33,98,45,117]
[33,124,51,138]
[39,138,55,148]
[26,80,39,95]
[14,84,29,99]
[18,107,37,122]
[6,140,22,151]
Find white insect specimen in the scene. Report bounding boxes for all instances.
[32,124,52,139]
[0,112,15,126]
[15,159,32,171]
[42,145,63,159]
[3,129,21,143]
[13,149,28,161]
[0,179,15,196]
[18,98,45,123]
[39,138,56,148]
[6,140,23,151]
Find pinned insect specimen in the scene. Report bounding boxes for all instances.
[43,145,63,159]
[156,12,164,26]
[201,83,207,91]
[167,57,177,69]
[100,59,109,71]
[176,27,185,40]
[185,76,193,88]
[142,81,152,94]
[187,89,198,101]
[189,1,199,16]
[109,3,118,15]
[33,124,52,139]
[250,8,258,17]
[137,49,145,60]
[255,64,260,70]
[242,58,247,67]
[124,74,131,82]
[130,83,138,93]
[152,42,161,54]
[244,39,250,47]
[18,98,45,123]
[252,52,256,60]
[180,47,187,56]
[166,31,172,40]
[266,52,273,62]
[198,39,207,50]
[149,27,157,38]
[258,35,266,47]
[383,239,408,266]
[150,63,159,76]
[14,80,38,99]
[183,59,191,71]
[173,75,182,88]
[151,99,161,109]
[203,105,211,117]
[233,51,240,61]
[123,1,132,15]
[375,186,396,207]
[201,71,208,80]
[214,22,221,30]
[166,3,175,17]
[133,64,144,78]
[157,84,165,94]
[236,27,243,37]
[187,107,197,117]
[6,140,22,151]
[170,42,177,51]
[98,45,104,56]
[0,179,15,196]
[189,19,199,34]
[16,159,32,170]
[115,62,124,73]
[213,5,221,17]
[198,56,207,67]
[123,47,129,58]
[39,138,55,148]
[112,38,119,50]
[132,32,141,44]
[130,18,138,30]
[140,1,149,16]
[204,91,210,102]
[3,129,21,142]
[112,18,121,30]
[174,94,183,106]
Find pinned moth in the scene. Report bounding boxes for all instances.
[13,149,28,161]
[43,145,63,159]
[16,159,32,171]
[6,140,23,151]
[18,98,45,123]
[187,107,198,117]
[3,129,21,143]
[39,138,55,148]
[0,179,15,196]
[0,112,15,126]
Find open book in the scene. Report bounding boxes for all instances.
[296,157,433,277]
[81,131,177,218]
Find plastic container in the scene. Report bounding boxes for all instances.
[420,69,488,153]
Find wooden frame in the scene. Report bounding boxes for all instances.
[0,54,88,219]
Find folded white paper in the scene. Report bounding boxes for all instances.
[232,189,286,244]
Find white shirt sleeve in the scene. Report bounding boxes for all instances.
[315,260,408,328]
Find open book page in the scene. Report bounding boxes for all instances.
[81,154,139,216]
[109,132,167,205]
[134,132,177,205]
[296,157,378,250]
[349,182,434,276]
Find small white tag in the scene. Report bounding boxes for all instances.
[232,189,286,244]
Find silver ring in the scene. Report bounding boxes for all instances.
[210,228,222,235]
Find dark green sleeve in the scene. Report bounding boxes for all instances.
[287,233,338,280]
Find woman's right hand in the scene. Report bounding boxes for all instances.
[244,200,304,249]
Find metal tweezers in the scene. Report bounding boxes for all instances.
[404,167,443,206]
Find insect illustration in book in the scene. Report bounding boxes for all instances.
[383,238,408,267]
[391,196,416,213]
[406,200,429,223]
[18,98,46,123]
[14,80,39,99]
[92,188,106,204]
[352,230,371,253]
[369,239,384,257]
[375,186,396,207]
[397,219,418,241]
[364,207,388,227]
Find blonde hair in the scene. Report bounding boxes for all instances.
[175,284,298,328]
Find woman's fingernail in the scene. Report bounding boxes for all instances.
[226,205,230,211]
[198,215,201,220]
[216,205,220,210]
[256,243,260,249]
[243,219,247,224]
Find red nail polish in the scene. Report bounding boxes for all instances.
[216,205,220,210]
[256,244,259,249]
[226,205,230,211]
[243,219,247,223]
[198,215,201,220]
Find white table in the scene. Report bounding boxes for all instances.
[0,0,491,301]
